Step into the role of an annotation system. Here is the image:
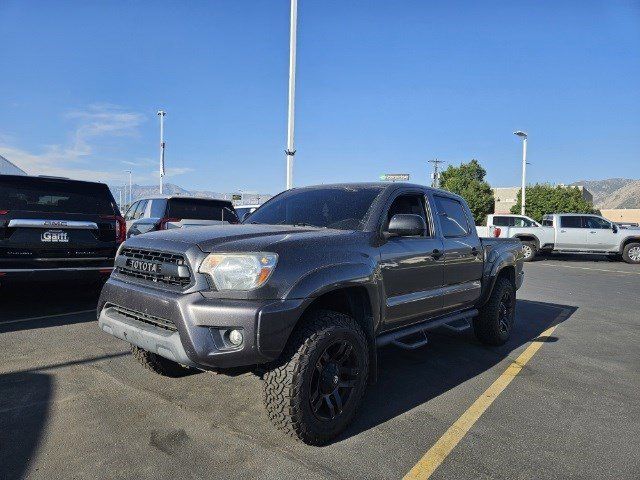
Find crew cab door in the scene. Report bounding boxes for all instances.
[556,216,588,250]
[583,216,619,251]
[379,191,445,330]
[432,194,483,312]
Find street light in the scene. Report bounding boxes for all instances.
[124,170,132,207]
[157,110,166,194]
[514,131,528,215]
[285,0,298,190]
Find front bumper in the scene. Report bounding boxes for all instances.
[97,277,305,370]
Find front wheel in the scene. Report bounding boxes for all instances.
[262,310,369,445]
[622,243,640,264]
[131,346,194,377]
[474,277,516,346]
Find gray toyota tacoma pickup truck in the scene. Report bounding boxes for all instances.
[98,183,524,444]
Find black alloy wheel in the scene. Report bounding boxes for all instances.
[309,339,361,421]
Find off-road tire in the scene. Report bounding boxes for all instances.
[262,309,369,445]
[131,345,193,377]
[474,277,516,346]
[622,242,640,264]
[521,241,537,262]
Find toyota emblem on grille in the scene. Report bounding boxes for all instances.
[127,259,162,274]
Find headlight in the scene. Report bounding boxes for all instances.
[198,252,278,291]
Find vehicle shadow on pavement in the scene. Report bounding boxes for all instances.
[341,299,576,442]
[0,282,103,333]
[0,372,52,480]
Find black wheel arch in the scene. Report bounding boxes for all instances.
[619,236,640,254]
[513,234,540,250]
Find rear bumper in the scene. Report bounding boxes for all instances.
[97,277,305,370]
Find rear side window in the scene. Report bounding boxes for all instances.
[434,196,470,237]
[493,216,511,227]
[560,216,582,228]
[0,176,116,215]
[167,198,238,223]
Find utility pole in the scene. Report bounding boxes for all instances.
[158,110,166,194]
[428,159,445,188]
[514,131,528,215]
[285,0,298,190]
[124,170,132,207]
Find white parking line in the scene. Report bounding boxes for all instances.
[530,263,640,276]
[1,309,95,325]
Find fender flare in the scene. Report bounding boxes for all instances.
[619,236,640,254]
[478,250,519,307]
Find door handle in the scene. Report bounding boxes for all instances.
[560,229,566,233]
[430,249,443,259]
[589,231,596,234]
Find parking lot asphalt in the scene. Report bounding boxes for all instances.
[1,255,639,480]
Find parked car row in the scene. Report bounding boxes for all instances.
[0,174,245,286]
[476,213,640,263]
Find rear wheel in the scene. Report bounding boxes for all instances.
[131,346,193,377]
[521,241,537,262]
[622,242,640,264]
[263,309,369,445]
[474,277,516,345]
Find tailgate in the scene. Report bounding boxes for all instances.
[1,214,118,269]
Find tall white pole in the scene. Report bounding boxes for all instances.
[521,137,527,215]
[285,0,298,190]
[158,110,166,194]
[124,170,132,207]
[128,171,132,206]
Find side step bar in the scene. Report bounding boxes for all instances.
[376,309,478,349]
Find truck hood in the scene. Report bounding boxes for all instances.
[126,223,362,253]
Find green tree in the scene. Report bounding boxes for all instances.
[439,159,494,224]
[510,184,595,222]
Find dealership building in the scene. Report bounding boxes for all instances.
[0,154,27,176]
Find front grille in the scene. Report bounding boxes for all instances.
[116,247,191,288]
[109,304,177,331]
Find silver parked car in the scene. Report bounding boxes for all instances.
[124,196,239,237]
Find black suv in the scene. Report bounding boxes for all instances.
[0,174,124,284]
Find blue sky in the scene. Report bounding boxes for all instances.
[1,0,638,193]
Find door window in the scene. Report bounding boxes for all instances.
[513,217,536,227]
[560,216,582,228]
[434,196,470,237]
[583,216,611,229]
[124,201,139,221]
[385,194,430,236]
[133,200,148,219]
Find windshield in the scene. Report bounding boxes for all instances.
[247,186,384,230]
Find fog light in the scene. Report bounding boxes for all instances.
[228,329,243,346]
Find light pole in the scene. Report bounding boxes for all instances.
[514,131,528,215]
[124,170,132,207]
[285,0,298,189]
[158,110,166,194]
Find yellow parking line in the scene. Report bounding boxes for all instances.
[403,323,560,480]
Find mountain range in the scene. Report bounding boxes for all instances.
[109,178,639,210]
[109,183,272,206]
[571,178,640,209]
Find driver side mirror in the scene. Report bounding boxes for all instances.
[612,224,618,233]
[385,214,426,238]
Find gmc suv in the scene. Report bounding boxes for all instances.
[1,174,124,285]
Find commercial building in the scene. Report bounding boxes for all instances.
[493,185,593,214]
[600,209,640,225]
[0,154,27,175]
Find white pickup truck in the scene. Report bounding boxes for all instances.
[477,213,640,264]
